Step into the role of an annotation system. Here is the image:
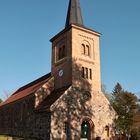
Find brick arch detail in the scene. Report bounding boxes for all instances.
[81,117,95,140]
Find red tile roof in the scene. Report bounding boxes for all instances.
[0,73,51,108]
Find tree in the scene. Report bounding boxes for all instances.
[111,83,140,139]
[0,98,3,103]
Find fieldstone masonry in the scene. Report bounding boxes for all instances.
[0,94,51,140]
[50,86,116,140]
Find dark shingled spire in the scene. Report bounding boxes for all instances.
[65,0,84,27]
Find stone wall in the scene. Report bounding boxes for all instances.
[50,86,116,140]
[0,94,51,140]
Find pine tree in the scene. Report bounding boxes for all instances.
[0,98,2,103]
[111,83,140,139]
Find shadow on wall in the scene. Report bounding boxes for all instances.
[51,58,94,140]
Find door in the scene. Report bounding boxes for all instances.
[80,121,91,140]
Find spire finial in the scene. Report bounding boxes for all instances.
[65,0,84,27]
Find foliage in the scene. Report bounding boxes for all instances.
[111,83,140,139]
[0,98,2,103]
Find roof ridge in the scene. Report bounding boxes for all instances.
[13,73,51,95]
[0,73,52,108]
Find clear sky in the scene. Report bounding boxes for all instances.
[0,0,140,100]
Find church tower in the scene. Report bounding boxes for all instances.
[51,0,101,93]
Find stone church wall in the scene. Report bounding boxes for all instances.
[0,94,51,140]
[50,86,116,140]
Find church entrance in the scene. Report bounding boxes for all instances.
[80,119,94,140]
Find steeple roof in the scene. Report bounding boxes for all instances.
[65,0,84,27]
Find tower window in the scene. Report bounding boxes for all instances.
[81,44,85,55]
[82,67,85,78]
[81,42,90,57]
[85,68,88,79]
[85,45,90,56]
[62,45,65,57]
[58,45,65,60]
[81,67,92,80]
[58,48,62,60]
[89,69,92,80]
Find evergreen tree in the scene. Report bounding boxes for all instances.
[0,98,2,103]
[111,83,140,139]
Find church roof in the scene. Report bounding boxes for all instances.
[0,73,51,107]
[65,0,84,27]
[35,85,70,112]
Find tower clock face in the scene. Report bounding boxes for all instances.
[59,69,63,77]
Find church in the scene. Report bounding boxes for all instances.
[0,0,116,140]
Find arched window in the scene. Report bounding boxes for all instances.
[89,69,92,80]
[105,126,109,137]
[81,44,85,55]
[58,47,62,60]
[58,45,65,60]
[82,67,85,78]
[62,45,65,58]
[85,45,90,56]
[81,41,90,57]
[81,121,90,139]
[85,67,88,79]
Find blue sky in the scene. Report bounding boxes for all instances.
[0,0,140,100]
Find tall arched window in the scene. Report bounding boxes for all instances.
[85,67,88,79]
[82,67,85,78]
[58,47,62,60]
[58,45,65,60]
[62,45,65,57]
[89,69,92,80]
[81,44,85,55]
[85,45,90,56]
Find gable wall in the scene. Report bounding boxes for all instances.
[50,87,116,140]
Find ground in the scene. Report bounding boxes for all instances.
[0,135,36,140]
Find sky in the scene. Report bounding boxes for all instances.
[0,0,140,100]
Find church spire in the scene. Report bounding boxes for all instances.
[65,0,84,27]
